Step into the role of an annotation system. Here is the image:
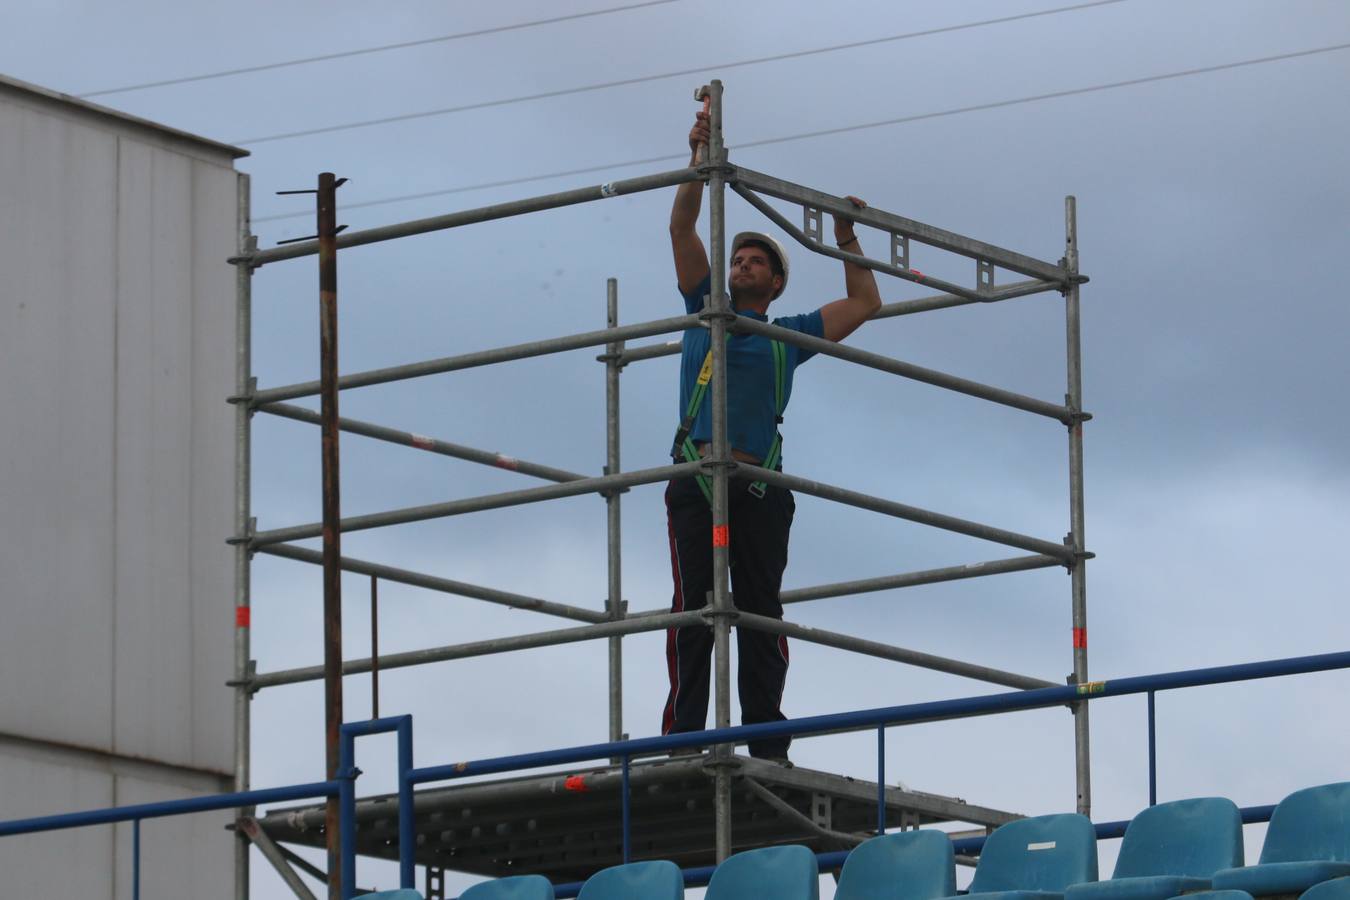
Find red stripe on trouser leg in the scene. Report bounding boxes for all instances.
[1072,627,1087,649]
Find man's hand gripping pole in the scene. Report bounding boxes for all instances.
[693,86,712,166]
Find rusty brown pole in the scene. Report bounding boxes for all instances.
[317,171,344,900]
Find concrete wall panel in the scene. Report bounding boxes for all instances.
[0,746,116,898]
[2,89,238,769]
[1,78,241,894]
[0,100,118,750]
[112,139,195,764]
[112,772,235,900]
[189,162,241,773]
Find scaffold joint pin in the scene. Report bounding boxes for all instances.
[227,236,261,270]
[697,308,737,325]
[694,161,738,182]
[1060,405,1092,427]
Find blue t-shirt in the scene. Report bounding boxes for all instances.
[677,273,825,463]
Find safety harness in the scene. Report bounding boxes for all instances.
[671,335,787,504]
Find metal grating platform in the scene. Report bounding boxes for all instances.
[258,754,1021,883]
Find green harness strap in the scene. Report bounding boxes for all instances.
[671,336,788,504]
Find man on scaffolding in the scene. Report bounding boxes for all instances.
[662,108,882,764]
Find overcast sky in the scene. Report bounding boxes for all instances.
[5,0,1349,897]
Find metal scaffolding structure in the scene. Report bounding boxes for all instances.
[227,80,1091,898]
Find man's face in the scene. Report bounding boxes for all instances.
[729,243,782,304]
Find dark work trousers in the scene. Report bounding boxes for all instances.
[661,473,795,759]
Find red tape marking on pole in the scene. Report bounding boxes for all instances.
[1073,627,1087,649]
[712,524,729,547]
[564,775,589,792]
[236,606,251,628]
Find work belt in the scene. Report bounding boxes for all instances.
[670,337,787,504]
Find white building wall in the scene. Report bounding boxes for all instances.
[0,736,234,899]
[0,75,244,895]
[112,771,236,900]
[0,100,120,751]
[0,740,116,898]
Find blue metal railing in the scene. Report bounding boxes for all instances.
[0,780,340,838]
[340,716,416,895]
[0,648,1345,898]
[0,780,340,900]
[1148,689,1158,806]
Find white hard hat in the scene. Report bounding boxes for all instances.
[731,231,790,299]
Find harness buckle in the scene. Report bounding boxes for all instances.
[747,482,767,499]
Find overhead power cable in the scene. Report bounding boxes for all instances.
[77,0,681,99]
[253,41,1350,224]
[231,0,1131,145]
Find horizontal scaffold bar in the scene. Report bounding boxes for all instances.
[781,553,1063,605]
[250,610,706,690]
[249,460,700,548]
[628,554,1062,618]
[734,166,1072,284]
[252,313,701,406]
[259,402,586,484]
[612,281,1060,367]
[876,280,1056,318]
[249,166,704,267]
[616,339,681,365]
[258,543,606,624]
[734,184,989,301]
[735,611,1053,690]
[730,315,1080,423]
[735,464,1076,563]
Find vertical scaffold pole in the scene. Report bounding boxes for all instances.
[232,171,254,900]
[605,278,624,745]
[705,79,734,863]
[1064,195,1091,817]
[318,172,345,900]
[371,576,380,721]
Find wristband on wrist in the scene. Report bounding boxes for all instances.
[838,234,860,247]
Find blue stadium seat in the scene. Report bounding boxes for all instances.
[705,844,819,900]
[1063,798,1244,900]
[941,813,1099,900]
[1160,891,1254,900]
[459,874,555,900]
[835,830,956,900]
[1212,783,1350,896]
[578,859,683,899]
[1302,879,1350,900]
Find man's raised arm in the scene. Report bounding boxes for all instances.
[820,196,883,342]
[670,112,711,296]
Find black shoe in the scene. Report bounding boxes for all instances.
[758,754,793,768]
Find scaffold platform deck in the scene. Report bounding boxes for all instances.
[258,754,1021,883]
